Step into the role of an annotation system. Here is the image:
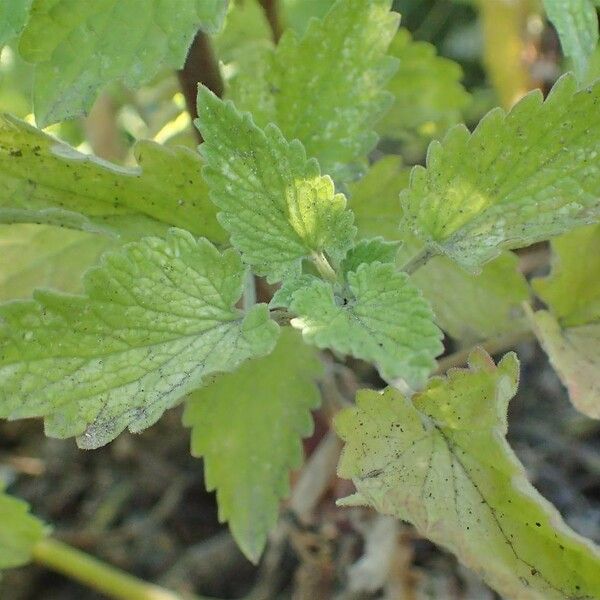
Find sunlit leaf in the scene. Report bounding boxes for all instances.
[197,87,355,283]
[0,229,279,449]
[401,75,600,271]
[336,349,600,600]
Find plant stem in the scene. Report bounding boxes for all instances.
[312,252,338,283]
[177,31,224,142]
[401,247,436,275]
[31,538,215,600]
[435,328,536,374]
[259,0,283,43]
[243,271,257,311]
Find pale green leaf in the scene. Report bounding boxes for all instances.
[350,157,530,341]
[530,310,600,419]
[0,229,279,449]
[0,0,31,46]
[0,224,114,302]
[336,349,600,600]
[533,224,600,327]
[18,0,228,126]
[348,156,409,242]
[197,88,355,283]
[183,329,322,562]
[0,115,225,243]
[340,237,399,276]
[288,262,442,388]
[401,75,600,272]
[225,0,399,180]
[543,0,599,78]
[0,487,48,569]
[377,29,470,141]
[280,0,336,35]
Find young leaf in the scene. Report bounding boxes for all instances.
[0,0,31,46]
[0,115,225,242]
[0,224,114,301]
[183,329,322,563]
[377,29,470,141]
[533,224,600,327]
[225,0,399,179]
[340,238,399,277]
[280,0,336,35]
[543,0,599,78]
[336,349,600,600]
[288,262,443,388]
[530,311,600,419]
[17,0,227,126]
[401,75,600,272]
[0,487,48,569]
[197,88,355,283]
[0,229,279,449]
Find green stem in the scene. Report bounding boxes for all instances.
[435,327,536,374]
[401,247,436,275]
[312,252,338,283]
[31,538,215,600]
[243,271,257,312]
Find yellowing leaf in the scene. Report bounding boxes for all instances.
[18,0,227,126]
[197,88,355,283]
[530,311,600,419]
[289,262,442,388]
[0,487,48,569]
[0,224,114,301]
[533,224,600,327]
[531,225,600,418]
[183,329,322,562]
[336,349,600,600]
[0,115,225,242]
[0,230,279,449]
[401,75,600,272]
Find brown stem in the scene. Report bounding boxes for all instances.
[177,31,224,141]
[259,0,283,43]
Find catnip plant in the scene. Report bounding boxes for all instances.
[0,0,600,598]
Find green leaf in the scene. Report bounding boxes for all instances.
[225,0,399,180]
[0,115,225,243]
[336,349,600,599]
[17,0,228,126]
[530,310,600,419]
[183,329,322,562]
[340,237,399,277]
[533,224,600,327]
[288,262,442,388]
[0,0,31,47]
[197,87,355,283]
[377,29,470,141]
[280,0,336,35]
[349,157,530,341]
[401,75,600,272]
[0,229,279,449]
[0,224,114,302]
[0,487,48,569]
[543,0,599,78]
[348,156,410,242]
